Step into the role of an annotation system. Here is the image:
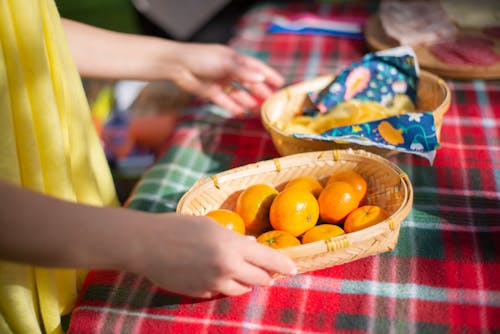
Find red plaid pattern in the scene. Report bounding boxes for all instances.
[69,1,500,333]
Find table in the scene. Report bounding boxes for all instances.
[68,1,500,333]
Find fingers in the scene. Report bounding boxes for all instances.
[232,261,275,287]
[194,281,251,299]
[200,235,296,297]
[218,280,253,297]
[175,69,248,115]
[194,290,218,299]
[231,55,284,102]
[210,89,246,115]
[231,66,266,84]
[174,51,284,115]
[229,53,285,106]
[210,85,259,116]
[243,81,274,101]
[226,87,258,111]
[243,240,298,277]
[235,54,285,88]
[230,55,285,104]
[206,262,280,297]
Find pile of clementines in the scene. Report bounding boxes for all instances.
[205,170,389,249]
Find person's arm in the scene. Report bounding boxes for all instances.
[0,181,296,298]
[61,19,284,115]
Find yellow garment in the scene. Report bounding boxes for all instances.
[0,0,119,333]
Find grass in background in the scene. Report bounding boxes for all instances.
[55,0,140,33]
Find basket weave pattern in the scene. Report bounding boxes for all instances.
[177,149,413,274]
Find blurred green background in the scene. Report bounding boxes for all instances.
[55,0,140,33]
[54,0,262,43]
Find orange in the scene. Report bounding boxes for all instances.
[256,230,301,249]
[318,181,360,224]
[269,189,319,236]
[302,224,345,244]
[326,170,367,204]
[344,205,389,233]
[284,176,324,198]
[205,209,246,235]
[235,183,278,236]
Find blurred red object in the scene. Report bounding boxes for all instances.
[128,112,178,154]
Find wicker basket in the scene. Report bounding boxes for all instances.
[176,149,413,274]
[261,70,451,157]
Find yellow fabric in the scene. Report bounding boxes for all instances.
[0,0,119,333]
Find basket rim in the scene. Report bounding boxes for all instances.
[177,149,414,259]
[178,149,403,202]
[261,70,451,140]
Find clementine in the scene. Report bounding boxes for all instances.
[256,230,301,249]
[235,183,278,236]
[344,205,389,233]
[326,170,367,203]
[269,189,319,236]
[301,224,345,244]
[318,181,360,224]
[284,176,324,198]
[205,209,246,235]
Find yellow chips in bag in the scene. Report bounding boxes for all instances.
[279,94,415,135]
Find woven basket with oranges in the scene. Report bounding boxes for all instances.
[177,149,413,274]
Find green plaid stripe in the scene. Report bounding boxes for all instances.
[70,1,500,333]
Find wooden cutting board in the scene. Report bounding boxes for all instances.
[364,14,500,80]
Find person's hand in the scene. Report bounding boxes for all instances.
[131,213,297,298]
[170,43,285,116]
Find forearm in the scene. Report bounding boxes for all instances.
[61,19,180,80]
[0,181,146,272]
[61,18,285,115]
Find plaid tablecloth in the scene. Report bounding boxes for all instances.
[68,1,500,333]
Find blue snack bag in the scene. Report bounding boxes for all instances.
[294,47,442,164]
